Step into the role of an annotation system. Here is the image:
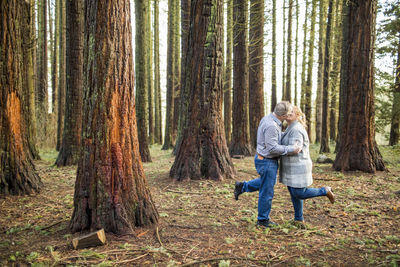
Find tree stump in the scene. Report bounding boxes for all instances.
[72,229,106,249]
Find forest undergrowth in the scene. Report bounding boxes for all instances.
[0,144,399,266]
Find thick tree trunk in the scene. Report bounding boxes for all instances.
[70,0,158,233]
[389,36,400,146]
[283,0,293,101]
[1,0,42,195]
[172,0,181,146]
[57,0,66,151]
[154,0,162,144]
[333,0,385,173]
[135,0,152,162]
[170,0,235,181]
[56,0,84,166]
[271,0,277,111]
[230,0,253,156]
[51,0,59,114]
[320,0,333,153]
[249,0,264,148]
[224,0,232,144]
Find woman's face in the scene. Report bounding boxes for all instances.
[285,110,297,123]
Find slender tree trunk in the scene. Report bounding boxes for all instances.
[230,0,253,156]
[294,0,299,106]
[172,0,181,146]
[56,0,66,151]
[148,0,154,145]
[249,0,265,148]
[282,0,286,99]
[389,36,400,146]
[170,0,235,181]
[333,0,385,173]
[271,0,277,111]
[305,0,317,140]
[1,0,42,195]
[320,0,333,153]
[283,0,293,101]
[224,0,233,143]
[300,0,309,112]
[154,0,162,144]
[55,0,83,166]
[51,0,59,114]
[70,0,158,233]
[315,0,327,143]
[162,0,175,150]
[47,0,53,112]
[135,0,152,162]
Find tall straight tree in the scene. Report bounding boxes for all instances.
[315,0,327,143]
[148,0,154,145]
[36,0,48,146]
[390,37,400,146]
[1,0,42,195]
[154,0,162,144]
[300,0,309,111]
[172,0,181,145]
[230,0,253,156]
[135,0,152,162]
[249,0,265,148]
[319,0,334,153]
[333,0,385,173]
[170,0,235,181]
[283,0,293,101]
[224,0,232,143]
[162,0,175,150]
[294,0,299,106]
[56,0,83,166]
[304,0,317,139]
[56,0,66,151]
[51,0,59,114]
[271,0,277,111]
[282,0,286,99]
[70,0,158,233]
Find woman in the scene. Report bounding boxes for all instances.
[279,106,335,225]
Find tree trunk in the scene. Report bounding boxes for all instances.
[271,0,277,111]
[230,0,253,156]
[0,0,42,195]
[70,0,158,233]
[283,0,293,101]
[57,0,66,151]
[135,0,152,162]
[315,0,327,143]
[300,0,309,112]
[333,0,385,173]
[249,0,265,148]
[282,0,286,99]
[172,0,181,146]
[51,0,59,114]
[154,0,162,144]
[305,0,317,140]
[148,0,154,145]
[389,36,400,146]
[55,0,83,166]
[294,0,299,106]
[224,0,232,144]
[162,0,175,150]
[320,0,333,153]
[170,0,235,181]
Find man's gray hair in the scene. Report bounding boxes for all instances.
[274,101,292,116]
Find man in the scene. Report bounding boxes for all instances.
[234,101,301,228]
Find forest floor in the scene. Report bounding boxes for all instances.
[0,144,400,267]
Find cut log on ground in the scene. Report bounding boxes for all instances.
[72,229,106,249]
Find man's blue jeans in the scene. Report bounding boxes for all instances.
[287,186,327,221]
[242,155,279,221]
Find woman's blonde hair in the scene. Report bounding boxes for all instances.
[293,106,307,129]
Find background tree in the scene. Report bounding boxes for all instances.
[294,0,299,106]
[1,0,42,195]
[70,0,158,233]
[55,0,83,166]
[154,0,162,144]
[148,0,154,145]
[390,37,400,145]
[333,0,385,173]
[282,0,287,99]
[249,0,265,148]
[271,0,277,111]
[172,0,181,146]
[283,0,293,101]
[224,0,233,143]
[170,0,235,181]
[135,0,152,162]
[51,0,59,115]
[230,0,253,156]
[300,0,309,112]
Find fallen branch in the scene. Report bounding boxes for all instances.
[156,227,164,247]
[113,253,148,265]
[166,189,202,194]
[41,219,67,231]
[180,256,270,267]
[168,224,202,230]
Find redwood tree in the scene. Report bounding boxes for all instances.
[55,0,83,166]
[1,0,42,195]
[170,0,235,181]
[271,0,277,111]
[70,0,158,233]
[333,0,385,173]
[224,0,233,143]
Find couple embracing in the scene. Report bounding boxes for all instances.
[234,101,335,228]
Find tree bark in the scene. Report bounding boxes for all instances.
[294,0,299,106]
[148,0,154,145]
[172,0,181,146]
[333,0,385,173]
[0,0,42,195]
[249,0,265,148]
[282,0,287,99]
[154,0,162,144]
[271,0,277,111]
[230,0,253,156]
[70,0,158,233]
[224,0,232,144]
[135,0,152,162]
[170,0,235,181]
[55,0,84,166]
[51,0,59,114]
[389,36,400,146]
[300,0,309,112]
[283,0,293,101]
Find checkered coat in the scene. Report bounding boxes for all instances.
[279,121,313,188]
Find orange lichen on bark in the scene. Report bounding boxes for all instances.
[7,92,24,154]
